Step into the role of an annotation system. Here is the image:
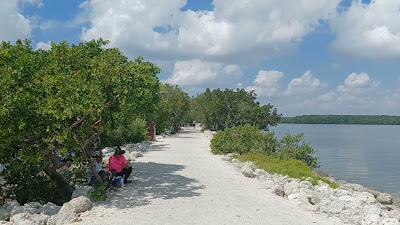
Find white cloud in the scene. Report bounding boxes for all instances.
[81,0,340,62]
[35,41,51,50]
[331,0,400,58]
[166,59,241,87]
[0,0,36,41]
[336,72,379,94]
[286,70,322,95]
[246,70,284,97]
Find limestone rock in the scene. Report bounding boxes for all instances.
[10,205,40,217]
[377,193,393,205]
[273,185,285,197]
[241,162,256,178]
[47,196,92,225]
[72,186,93,199]
[361,214,381,225]
[308,194,321,205]
[253,169,267,177]
[344,183,365,192]
[3,201,19,211]
[65,196,93,213]
[131,151,143,158]
[41,203,60,216]
[0,208,10,221]
[46,207,77,225]
[10,213,48,225]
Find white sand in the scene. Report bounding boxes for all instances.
[77,128,344,225]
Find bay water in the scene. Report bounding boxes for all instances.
[273,124,400,197]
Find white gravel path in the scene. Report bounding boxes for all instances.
[77,128,344,225]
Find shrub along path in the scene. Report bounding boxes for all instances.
[77,128,343,225]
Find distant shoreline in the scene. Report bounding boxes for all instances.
[281,115,400,125]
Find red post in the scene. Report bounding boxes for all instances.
[147,122,156,141]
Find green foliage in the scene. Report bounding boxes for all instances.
[237,152,338,188]
[153,84,190,134]
[281,115,400,125]
[0,39,160,204]
[210,125,276,155]
[277,134,319,168]
[2,160,66,205]
[210,125,319,168]
[88,183,107,202]
[192,88,280,131]
[103,118,148,146]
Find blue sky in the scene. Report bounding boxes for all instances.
[2,0,400,116]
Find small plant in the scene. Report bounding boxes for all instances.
[88,183,107,202]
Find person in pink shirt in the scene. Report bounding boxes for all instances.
[109,147,132,184]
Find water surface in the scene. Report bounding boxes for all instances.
[273,124,400,197]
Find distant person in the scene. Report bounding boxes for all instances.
[87,151,108,186]
[109,147,132,184]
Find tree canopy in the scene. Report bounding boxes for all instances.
[153,84,191,134]
[0,39,160,203]
[192,88,281,131]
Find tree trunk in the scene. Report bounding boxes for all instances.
[44,167,74,202]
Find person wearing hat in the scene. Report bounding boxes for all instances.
[109,146,132,184]
[87,151,108,186]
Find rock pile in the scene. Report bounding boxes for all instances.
[101,141,149,164]
[223,154,400,225]
[0,196,93,225]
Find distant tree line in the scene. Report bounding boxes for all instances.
[281,115,400,125]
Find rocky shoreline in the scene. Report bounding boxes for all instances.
[204,130,400,225]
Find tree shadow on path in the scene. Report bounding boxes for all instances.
[100,162,204,209]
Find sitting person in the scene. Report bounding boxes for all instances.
[109,147,132,184]
[87,151,108,186]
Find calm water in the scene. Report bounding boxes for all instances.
[273,124,400,197]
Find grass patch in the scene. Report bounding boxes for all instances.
[236,152,338,189]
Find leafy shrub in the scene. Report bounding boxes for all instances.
[237,152,337,188]
[276,134,319,168]
[210,125,276,155]
[103,118,148,146]
[210,124,319,168]
[88,183,107,202]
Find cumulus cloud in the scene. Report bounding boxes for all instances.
[336,72,379,94]
[166,59,242,87]
[246,70,284,97]
[331,0,400,58]
[286,70,323,95]
[35,41,51,50]
[0,0,38,41]
[81,0,340,61]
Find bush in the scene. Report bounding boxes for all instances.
[104,118,148,146]
[210,125,276,155]
[237,152,337,188]
[210,124,319,168]
[276,133,319,168]
[88,183,107,202]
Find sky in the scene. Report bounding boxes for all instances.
[1,0,400,116]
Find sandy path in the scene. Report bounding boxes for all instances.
[78,128,344,225]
